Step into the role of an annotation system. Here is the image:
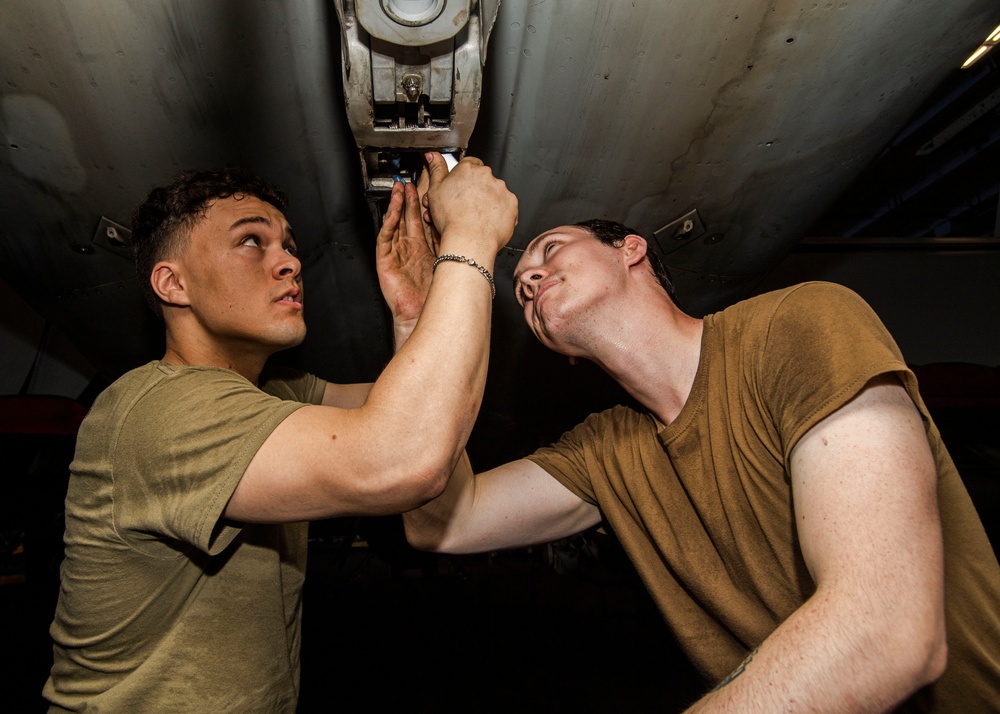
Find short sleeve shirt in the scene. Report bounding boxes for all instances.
[527,283,1000,710]
[45,362,326,713]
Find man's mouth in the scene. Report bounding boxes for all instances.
[534,279,557,304]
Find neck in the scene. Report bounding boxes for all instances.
[162,327,270,384]
[577,293,703,426]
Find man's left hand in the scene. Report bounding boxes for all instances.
[375,179,437,350]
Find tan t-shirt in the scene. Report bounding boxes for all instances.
[45,362,326,713]
[528,282,1000,711]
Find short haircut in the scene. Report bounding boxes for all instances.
[572,219,679,306]
[130,166,289,318]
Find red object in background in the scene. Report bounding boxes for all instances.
[0,396,88,436]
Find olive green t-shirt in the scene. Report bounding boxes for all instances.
[528,282,1000,711]
[44,362,326,713]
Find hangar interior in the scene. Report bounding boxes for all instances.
[1,1,998,711]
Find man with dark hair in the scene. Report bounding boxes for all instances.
[405,220,1000,712]
[130,166,293,318]
[44,153,517,712]
[571,219,679,304]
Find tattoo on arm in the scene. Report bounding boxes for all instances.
[710,646,760,693]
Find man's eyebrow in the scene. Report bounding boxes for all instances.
[230,215,295,241]
[520,237,544,259]
[229,215,271,231]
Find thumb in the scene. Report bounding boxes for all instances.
[423,151,448,186]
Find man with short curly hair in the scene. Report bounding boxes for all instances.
[44,153,517,712]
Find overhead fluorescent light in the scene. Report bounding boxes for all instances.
[962,23,1000,68]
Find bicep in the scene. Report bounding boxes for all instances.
[226,403,437,523]
[790,375,943,609]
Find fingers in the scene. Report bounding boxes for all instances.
[416,168,432,227]
[416,163,430,202]
[375,181,405,251]
[417,160,431,199]
[402,181,423,240]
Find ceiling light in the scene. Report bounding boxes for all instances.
[962,23,1000,68]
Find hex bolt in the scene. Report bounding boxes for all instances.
[402,74,422,102]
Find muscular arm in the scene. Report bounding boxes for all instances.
[226,155,518,523]
[687,375,947,712]
[403,455,602,553]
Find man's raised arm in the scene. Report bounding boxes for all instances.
[226,153,517,523]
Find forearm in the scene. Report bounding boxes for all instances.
[405,457,603,554]
[360,255,495,488]
[325,153,513,510]
[687,586,947,713]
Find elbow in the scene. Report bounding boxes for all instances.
[337,452,451,518]
[918,635,948,687]
[387,457,451,511]
[391,437,463,505]
[412,464,450,504]
[889,616,948,698]
[405,445,455,503]
[912,607,948,688]
[401,508,451,554]
[402,520,442,553]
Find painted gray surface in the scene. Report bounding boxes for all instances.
[1,0,997,438]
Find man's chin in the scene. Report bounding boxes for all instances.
[269,325,307,352]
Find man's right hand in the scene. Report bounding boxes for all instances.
[422,152,518,258]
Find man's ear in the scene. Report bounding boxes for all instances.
[151,261,191,307]
[622,234,648,267]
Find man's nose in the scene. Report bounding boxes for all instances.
[274,249,301,279]
[519,268,545,295]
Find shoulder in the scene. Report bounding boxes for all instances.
[527,404,656,502]
[712,282,893,358]
[736,285,910,458]
[105,363,302,442]
[142,363,261,405]
[769,281,876,323]
[575,403,655,436]
[722,282,870,326]
[758,282,897,358]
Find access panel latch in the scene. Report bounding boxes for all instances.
[334,0,500,205]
